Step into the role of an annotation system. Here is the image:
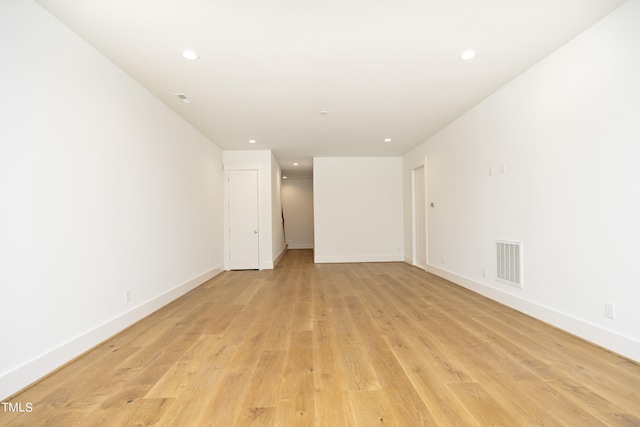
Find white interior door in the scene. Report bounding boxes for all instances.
[228,169,259,269]
[413,165,427,269]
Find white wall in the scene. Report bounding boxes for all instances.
[314,157,403,263]
[271,152,286,263]
[403,0,640,361]
[0,0,225,399]
[282,179,314,249]
[222,150,284,269]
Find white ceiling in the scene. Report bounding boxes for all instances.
[36,0,626,177]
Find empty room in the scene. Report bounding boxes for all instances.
[1,0,639,425]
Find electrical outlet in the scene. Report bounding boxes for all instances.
[605,302,615,319]
[125,290,131,303]
[482,268,487,278]
[441,256,446,265]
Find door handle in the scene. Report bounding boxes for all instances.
[253,230,258,234]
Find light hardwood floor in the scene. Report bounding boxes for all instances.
[2,249,639,426]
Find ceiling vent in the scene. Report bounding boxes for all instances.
[174,93,191,104]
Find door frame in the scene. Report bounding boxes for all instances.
[223,164,262,270]
[411,159,428,270]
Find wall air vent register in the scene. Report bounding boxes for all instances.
[496,240,523,288]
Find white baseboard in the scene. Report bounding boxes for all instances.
[260,261,273,270]
[315,254,404,263]
[0,266,224,400]
[423,263,640,363]
[287,243,314,249]
[273,245,288,267]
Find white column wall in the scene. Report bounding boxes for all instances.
[222,150,284,269]
[314,157,403,263]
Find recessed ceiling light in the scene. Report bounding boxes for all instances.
[283,176,288,179]
[384,138,392,142]
[293,163,299,166]
[319,111,329,115]
[460,50,476,60]
[182,50,199,60]
[249,139,256,144]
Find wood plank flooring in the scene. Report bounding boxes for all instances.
[2,249,640,426]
